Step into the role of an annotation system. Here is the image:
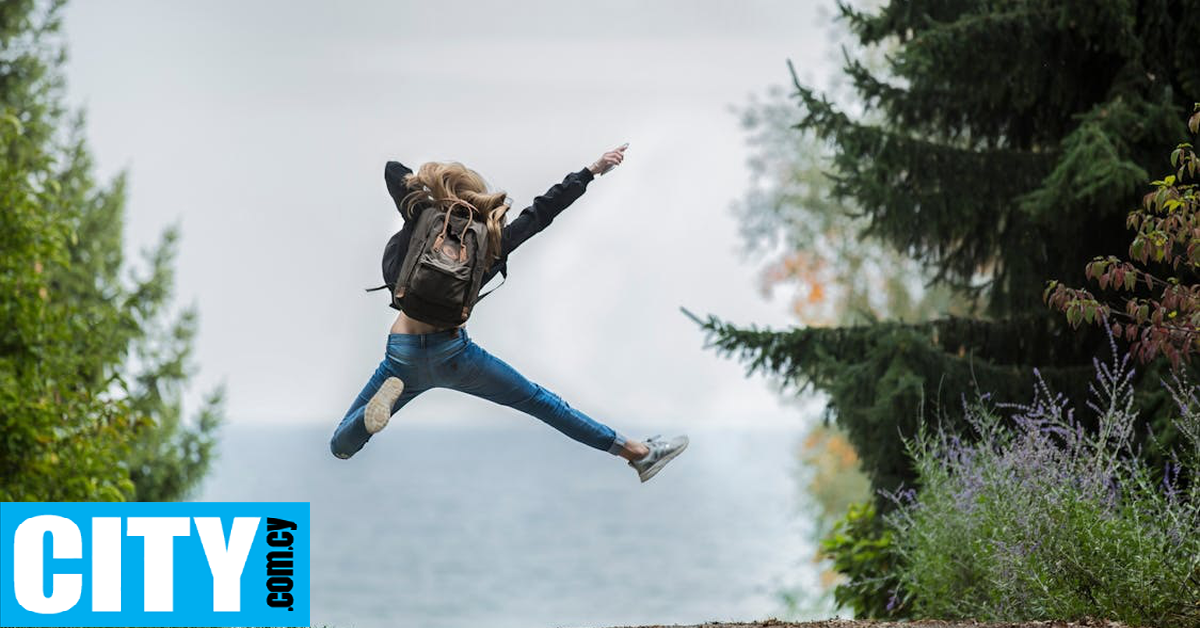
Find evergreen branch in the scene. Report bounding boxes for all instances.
[686,309,1107,501]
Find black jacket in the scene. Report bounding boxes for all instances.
[382,160,595,309]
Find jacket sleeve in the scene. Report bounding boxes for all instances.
[384,160,417,219]
[499,166,594,260]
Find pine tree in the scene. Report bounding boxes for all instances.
[696,0,1200,500]
[0,0,221,501]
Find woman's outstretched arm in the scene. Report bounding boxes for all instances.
[498,144,627,260]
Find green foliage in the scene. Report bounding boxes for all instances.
[0,105,135,501]
[819,501,903,619]
[1047,105,1200,367]
[885,349,1200,627]
[687,308,1181,501]
[698,0,1200,505]
[0,0,221,501]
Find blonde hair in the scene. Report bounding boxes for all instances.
[400,161,510,265]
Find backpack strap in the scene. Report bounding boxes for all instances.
[474,262,507,303]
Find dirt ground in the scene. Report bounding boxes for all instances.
[599,619,1132,628]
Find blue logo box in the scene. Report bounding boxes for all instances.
[0,502,309,627]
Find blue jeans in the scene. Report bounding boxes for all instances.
[330,326,628,459]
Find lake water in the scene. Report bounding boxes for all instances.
[197,422,821,628]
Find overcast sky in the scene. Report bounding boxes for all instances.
[60,0,839,431]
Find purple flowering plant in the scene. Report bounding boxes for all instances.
[883,332,1200,626]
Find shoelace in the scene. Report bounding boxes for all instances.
[643,435,668,461]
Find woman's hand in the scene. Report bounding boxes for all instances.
[588,143,629,176]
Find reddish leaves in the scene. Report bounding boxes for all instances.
[1046,105,1200,368]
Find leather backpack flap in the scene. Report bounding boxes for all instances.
[437,215,489,320]
[442,213,472,260]
[447,220,486,320]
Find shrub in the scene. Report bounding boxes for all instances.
[884,335,1200,627]
[819,500,904,619]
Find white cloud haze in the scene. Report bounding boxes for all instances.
[62,0,836,430]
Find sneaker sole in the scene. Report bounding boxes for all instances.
[639,436,689,483]
[364,377,404,435]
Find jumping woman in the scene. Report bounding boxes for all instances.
[329,144,689,483]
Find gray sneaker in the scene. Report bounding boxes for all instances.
[629,434,689,483]
[364,377,404,434]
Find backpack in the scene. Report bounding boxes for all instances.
[374,199,503,327]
